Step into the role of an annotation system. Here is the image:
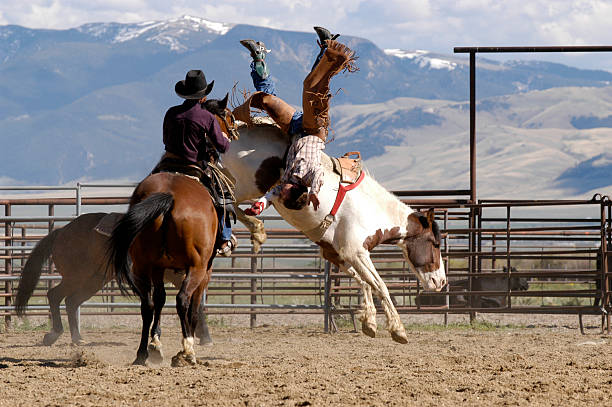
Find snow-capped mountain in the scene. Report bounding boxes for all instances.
[384,49,458,71]
[76,15,233,51]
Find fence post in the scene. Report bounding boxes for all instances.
[443,209,449,327]
[75,185,82,331]
[468,204,477,323]
[324,261,331,333]
[250,245,257,329]
[4,203,12,328]
[506,205,512,311]
[600,199,610,334]
[76,183,82,216]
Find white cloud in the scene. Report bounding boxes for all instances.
[97,114,138,121]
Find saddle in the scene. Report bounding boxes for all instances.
[331,151,362,184]
[151,155,236,222]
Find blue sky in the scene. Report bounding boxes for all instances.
[2,1,612,71]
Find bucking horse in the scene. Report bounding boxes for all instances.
[208,97,448,344]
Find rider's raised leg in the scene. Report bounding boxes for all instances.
[302,39,355,141]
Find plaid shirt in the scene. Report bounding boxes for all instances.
[281,135,325,195]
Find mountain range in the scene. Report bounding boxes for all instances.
[1,15,611,200]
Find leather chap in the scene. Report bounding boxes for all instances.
[302,40,355,141]
[232,91,296,134]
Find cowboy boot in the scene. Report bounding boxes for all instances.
[233,91,296,134]
[302,39,356,140]
[311,27,341,70]
[313,26,340,44]
[240,39,270,79]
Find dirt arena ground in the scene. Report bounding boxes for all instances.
[1,313,611,406]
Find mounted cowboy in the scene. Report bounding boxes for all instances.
[152,69,237,256]
[235,27,356,216]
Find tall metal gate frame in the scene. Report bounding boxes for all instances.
[453,46,612,329]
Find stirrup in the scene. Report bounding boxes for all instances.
[217,234,238,257]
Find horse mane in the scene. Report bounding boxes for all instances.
[358,166,411,220]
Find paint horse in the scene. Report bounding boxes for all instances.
[216,112,447,344]
[14,212,212,346]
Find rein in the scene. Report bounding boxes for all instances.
[218,109,240,141]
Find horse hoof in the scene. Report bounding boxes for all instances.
[391,330,409,344]
[171,351,197,367]
[147,343,164,364]
[132,358,147,366]
[361,322,377,338]
[42,331,61,346]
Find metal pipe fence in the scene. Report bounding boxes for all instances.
[0,185,610,333]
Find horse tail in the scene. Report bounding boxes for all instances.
[15,228,61,316]
[109,193,174,297]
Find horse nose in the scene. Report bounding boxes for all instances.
[433,275,447,291]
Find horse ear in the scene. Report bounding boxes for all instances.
[220,93,229,109]
[417,215,429,229]
[426,208,435,226]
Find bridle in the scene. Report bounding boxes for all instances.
[216,108,240,141]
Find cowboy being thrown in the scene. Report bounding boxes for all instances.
[153,69,237,257]
[235,27,355,216]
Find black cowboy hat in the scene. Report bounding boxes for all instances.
[175,69,214,99]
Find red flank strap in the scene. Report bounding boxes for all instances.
[330,171,365,216]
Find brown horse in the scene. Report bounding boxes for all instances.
[14,212,212,346]
[108,95,237,366]
[109,174,217,366]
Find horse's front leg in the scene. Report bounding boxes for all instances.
[195,289,213,345]
[340,263,377,338]
[234,205,266,253]
[348,252,408,344]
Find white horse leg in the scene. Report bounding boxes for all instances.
[348,252,408,344]
[340,264,377,337]
[234,205,266,253]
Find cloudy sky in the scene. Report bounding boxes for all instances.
[2,0,612,70]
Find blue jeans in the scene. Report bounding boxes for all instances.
[250,62,277,95]
[311,46,326,71]
[218,210,232,241]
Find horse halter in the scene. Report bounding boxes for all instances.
[217,109,240,141]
